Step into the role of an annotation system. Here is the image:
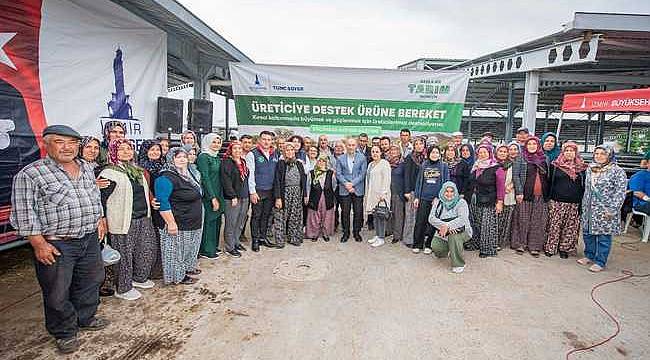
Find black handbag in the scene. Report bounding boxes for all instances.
[372,199,391,220]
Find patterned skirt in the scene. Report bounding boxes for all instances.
[496,205,515,249]
[469,203,499,256]
[159,228,202,285]
[272,185,304,245]
[544,200,581,254]
[511,197,548,252]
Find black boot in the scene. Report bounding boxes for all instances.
[252,239,260,252]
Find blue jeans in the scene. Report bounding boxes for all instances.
[33,232,104,339]
[582,232,612,267]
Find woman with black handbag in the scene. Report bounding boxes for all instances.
[365,145,392,247]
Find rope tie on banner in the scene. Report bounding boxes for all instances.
[565,269,650,360]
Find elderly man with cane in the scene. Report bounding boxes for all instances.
[11,125,109,354]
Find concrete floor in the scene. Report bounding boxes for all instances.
[1,230,649,360]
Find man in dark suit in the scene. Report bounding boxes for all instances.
[336,138,368,242]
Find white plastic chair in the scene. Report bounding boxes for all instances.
[623,209,650,243]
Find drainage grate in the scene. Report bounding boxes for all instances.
[273,258,330,282]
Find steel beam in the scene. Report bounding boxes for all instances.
[459,35,600,80]
[505,82,515,141]
[522,71,540,133]
[539,72,650,86]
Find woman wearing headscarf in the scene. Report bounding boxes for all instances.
[305,155,337,242]
[413,145,450,253]
[544,141,588,258]
[136,139,165,279]
[183,144,201,183]
[578,144,627,272]
[512,136,550,257]
[402,137,427,247]
[442,145,462,190]
[221,141,250,257]
[428,181,472,273]
[455,143,475,199]
[494,142,518,250]
[387,144,406,244]
[99,139,158,300]
[365,145,392,248]
[465,144,505,257]
[181,130,200,153]
[80,136,113,297]
[99,120,126,165]
[196,133,225,259]
[155,147,203,285]
[541,132,561,162]
[272,143,307,247]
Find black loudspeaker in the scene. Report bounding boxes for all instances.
[156,97,183,133]
[188,99,213,134]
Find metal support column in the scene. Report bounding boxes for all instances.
[543,110,549,133]
[625,113,635,152]
[193,77,206,99]
[505,82,515,141]
[225,95,230,140]
[596,85,606,145]
[584,113,591,152]
[522,71,540,134]
[467,109,473,141]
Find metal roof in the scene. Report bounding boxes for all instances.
[111,0,253,88]
[402,12,650,114]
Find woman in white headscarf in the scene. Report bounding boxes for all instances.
[196,133,225,259]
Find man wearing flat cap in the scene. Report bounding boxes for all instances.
[516,127,530,146]
[10,124,109,354]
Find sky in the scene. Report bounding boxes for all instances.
[177,0,649,69]
[172,0,649,127]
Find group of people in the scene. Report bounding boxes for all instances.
[10,121,635,354]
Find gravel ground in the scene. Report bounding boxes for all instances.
[1,229,649,360]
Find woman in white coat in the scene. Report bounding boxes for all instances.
[365,145,392,247]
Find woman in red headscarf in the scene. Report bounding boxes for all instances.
[544,141,587,258]
[511,136,550,257]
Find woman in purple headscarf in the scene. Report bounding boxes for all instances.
[511,136,550,257]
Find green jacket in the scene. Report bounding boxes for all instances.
[196,153,225,218]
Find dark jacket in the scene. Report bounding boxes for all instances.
[273,160,307,202]
[307,169,336,210]
[548,164,585,204]
[158,170,203,231]
[455,160,472,198]
[391,162,406,201]
[468,166,499,206]
[221,157,247,200]
[403,155,421,194]
[523,162,549,201]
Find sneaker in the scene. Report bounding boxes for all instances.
[371,238,385,247]
[114,288,142,301]
[99,288,115,297]
[236,244,247,252]
[367,236,378,244]
[423,248,432,255]
[199,254,218,260]
[56,336,79,354]
[227,249,242,258]
[80,317,110,331]
[452,266,465,274]
[588,264,604,272]
[132,280,155,289]
[412,248,421,254]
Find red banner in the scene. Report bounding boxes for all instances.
[562,88,650,113]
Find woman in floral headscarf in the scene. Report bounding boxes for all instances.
[99,139,158,300]
[155,147,204,285]
[465,144,504,257]
[495,143,517,250]
[98,120,126,165]
[511,136,550,257]
[577,144,627,272]
[305,154,337,242]
[544,141,588,258]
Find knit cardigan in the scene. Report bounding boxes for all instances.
[99,167,151,235]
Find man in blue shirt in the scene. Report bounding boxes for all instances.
[629,158,650,215]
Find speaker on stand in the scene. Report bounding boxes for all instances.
[188,99,213,135]
[156,97,183,137]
